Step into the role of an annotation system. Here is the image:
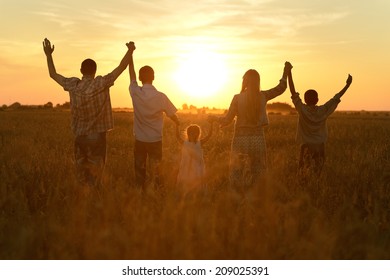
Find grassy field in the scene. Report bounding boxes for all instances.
[0,109,389,259]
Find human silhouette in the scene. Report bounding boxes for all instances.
[128,42,180,190]
[43,38,134,187]
[175,116,216,194]
[218,62,292,190]
[287,65,352,177]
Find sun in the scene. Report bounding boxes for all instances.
[174,49,228,99]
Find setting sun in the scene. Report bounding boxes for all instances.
[173,49,229,100]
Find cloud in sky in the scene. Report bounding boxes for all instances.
[3,0,350,75]
[28,0,351,47]
[0,0,389,110]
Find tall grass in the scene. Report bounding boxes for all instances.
[0,110,389,259]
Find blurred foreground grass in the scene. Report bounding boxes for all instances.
[0,110,389,259]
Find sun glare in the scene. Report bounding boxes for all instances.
[174,49,228,100]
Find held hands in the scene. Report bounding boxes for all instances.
[346,74,353,85]
[284,61,293,72]
[126,41,136,52]
[42,38,54,56]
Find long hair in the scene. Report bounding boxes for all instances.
[241,69,261,124]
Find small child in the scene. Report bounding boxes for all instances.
[287,66,352,177]
[175,117,216,192]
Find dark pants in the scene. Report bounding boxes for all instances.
[299,143,325,176]
[74,132,106,187]
[134,140,163,189]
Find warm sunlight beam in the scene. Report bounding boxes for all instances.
[174,49,228,100]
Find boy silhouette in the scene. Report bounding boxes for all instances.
[128,42,180,190]
[287,66,352,177]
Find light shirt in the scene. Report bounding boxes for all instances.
[292,92,342,144]
[129,80,177,142]
[63,74,115,136]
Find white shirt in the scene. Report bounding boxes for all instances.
[129,81,177,142]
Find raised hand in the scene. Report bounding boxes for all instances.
[43,38,54,56]
[126,41,136,52]
[284,61,293,72]
[346,74,353,85]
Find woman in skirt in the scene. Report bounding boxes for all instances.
[219,62,292,190]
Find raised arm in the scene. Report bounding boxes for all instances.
[264,61,292,101]
[287,64,297,96]
[109,41,135,81]
[321,74,353,116]
[128,42,137,82]
[336,74,353,98]
[282,61,292,82]
[287,64,305,111]
[43,38,65,86]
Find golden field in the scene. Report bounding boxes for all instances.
[0,109,389,259]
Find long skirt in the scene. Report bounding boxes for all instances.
[229,131,267,189]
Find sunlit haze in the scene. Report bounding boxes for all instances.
[174,46,229,102]
[1,0,389,110]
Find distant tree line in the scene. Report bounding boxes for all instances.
[1,101,71,111]
[266,102,294,112]
[181,102,294,112]
[2,101,295,113]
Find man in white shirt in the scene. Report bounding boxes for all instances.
[128,42,180,189]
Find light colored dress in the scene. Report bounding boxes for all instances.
[176,140,205,191]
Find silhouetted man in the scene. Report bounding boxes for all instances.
[43,38,134,187]
[128,42,179,190]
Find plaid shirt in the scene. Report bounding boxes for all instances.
[220,79,287,132]
[63,74,115,136]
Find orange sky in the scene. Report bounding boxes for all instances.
[1,0,390,110]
